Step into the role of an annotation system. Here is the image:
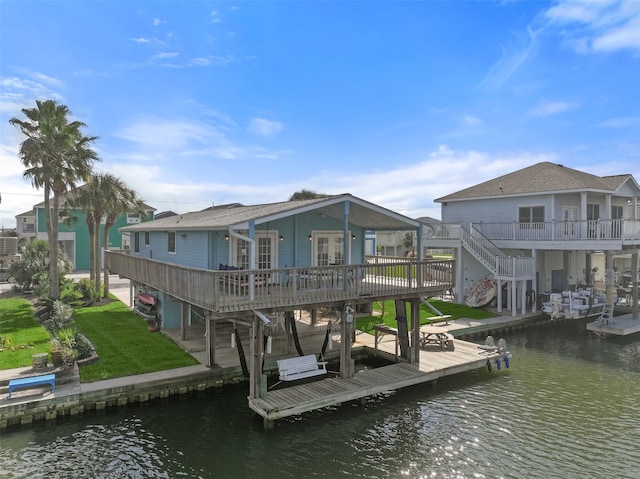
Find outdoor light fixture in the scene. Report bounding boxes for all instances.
[279,235,285,241]
[352,234,356,240]
[308,235,313,241]
[180,233,187,239]
[224,234,229,241]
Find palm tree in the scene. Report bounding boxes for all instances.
[68,177,103,289]
[101,179,147,299]
[10,100,99,299]
[71,173,147,299]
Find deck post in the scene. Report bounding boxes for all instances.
[249,314,265,399]
[411,298,420,364]
[340,307,354,379]
[632,251,638,319]
[180,302,189,340]
[205,310,215,367]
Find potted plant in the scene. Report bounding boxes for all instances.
[50,337,65,367]
[61,347,78,368]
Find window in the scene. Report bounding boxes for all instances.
[587,204,600,238]
[518,206,545,224]
[127,213,141,224]
[168,232,176,253]
[134,232,140,253]
[235,239,249,268]
[612,205,623,220]
[145,231,150,246]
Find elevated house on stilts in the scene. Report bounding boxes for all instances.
[107,194,457,427]
[421,162,640,326]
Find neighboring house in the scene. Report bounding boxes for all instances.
[17,189,155,270]
[374,217,445,258]
[375,230,410,256]
[106,194,454,400]
[15,209,37,242]
[153,210,178,220]
[0,236,20,269]
[423,162,640,315]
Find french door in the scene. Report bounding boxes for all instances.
[312,232,349,266]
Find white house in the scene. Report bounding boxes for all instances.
[422,162,640,316]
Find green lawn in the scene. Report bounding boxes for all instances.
[355,299,495,335]
[0,295,198,381]
[0,297,52,369]
[74,299,199,382]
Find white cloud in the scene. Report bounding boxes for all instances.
[461,114,482,126]
[152,18,165,27]
[248,118,283,137]
[153,52,179,60]
[480,26,540,90]
[130,37,150,44]
[211,10,221,23]
[597,116,640,127]
[544,0,640,53]
[529,100,577,117]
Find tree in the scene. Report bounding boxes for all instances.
[10,100,99,299]
[70,173,147,299]
[8,239,71,292]
[289,189,329,200]
[403,232,415,257]
[100,176,147,299]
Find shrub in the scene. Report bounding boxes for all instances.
[75,278,100,304]
[40,300,74,333]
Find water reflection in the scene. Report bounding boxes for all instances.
[1,320,640,479]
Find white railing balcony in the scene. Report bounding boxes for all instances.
[464,219,640,243]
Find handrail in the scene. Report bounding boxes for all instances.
[105,251,455,313]
[422,219,640,242]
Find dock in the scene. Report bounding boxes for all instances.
[249,336,507,425]
[586,312,640,336]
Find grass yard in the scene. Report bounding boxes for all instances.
[355,299,495,335]
[0,297,51,369]
[74,299,199,382]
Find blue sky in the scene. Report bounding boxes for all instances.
[1,0,639,228]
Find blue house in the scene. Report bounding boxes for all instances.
[107,193,454,411]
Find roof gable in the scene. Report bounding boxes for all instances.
[120,194,419,232]
[435,162,640,202]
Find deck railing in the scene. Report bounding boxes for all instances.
[424,219,640,243]
[105,251,454,313]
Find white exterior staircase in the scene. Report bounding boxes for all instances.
[461,224,535,281]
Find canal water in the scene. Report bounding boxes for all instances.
[1,320,639,479]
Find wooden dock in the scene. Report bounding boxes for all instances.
[586,313,640,336]
[248,337,507,425]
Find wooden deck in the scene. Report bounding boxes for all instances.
[248,337,507,423]
[105,251,454,314]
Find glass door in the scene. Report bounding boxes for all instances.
[312,232,349,266]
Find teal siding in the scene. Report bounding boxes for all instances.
[37,207,154,271]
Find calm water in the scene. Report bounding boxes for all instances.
[1,320,639,479]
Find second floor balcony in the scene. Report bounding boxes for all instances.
[105,251,455,315]
[425,219,640,249]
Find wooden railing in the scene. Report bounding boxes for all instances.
[105,251,454,314]
[423,219,640,243]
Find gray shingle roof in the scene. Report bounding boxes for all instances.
[435,162,636,202]
[120,194,420,232]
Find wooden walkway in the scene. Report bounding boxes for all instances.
[248,337,506,424]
